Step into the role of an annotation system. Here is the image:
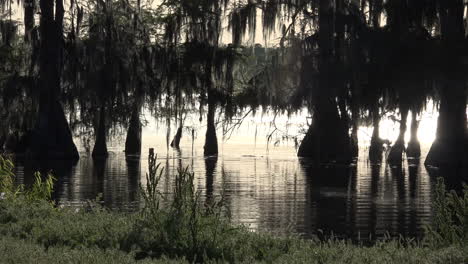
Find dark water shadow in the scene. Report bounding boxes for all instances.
[299,156,433,243]
[125,156,141,210]
[93,155,141,211]
[407,159,421,238]
[204,156,218,202]
[172,147,183,171]
[300,158,354,240]
[388,164,407,238]
[425,163,467,192]
[15,158,78,202]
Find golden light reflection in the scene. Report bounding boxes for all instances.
[358,102,438,147]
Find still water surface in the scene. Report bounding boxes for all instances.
[12,111,461,241]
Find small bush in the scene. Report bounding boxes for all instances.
[128,153,233,262]
[425,178,468,247]
[25,172,56,202]
[0,155,16,196]
[1,155,55,203]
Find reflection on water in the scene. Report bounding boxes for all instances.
[9,107,465,242]
[204,156,218,202]
[16,155,141,211]
[13,142,455,241]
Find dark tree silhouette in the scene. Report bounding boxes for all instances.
[29,0,79,160]
[1,0,466,170]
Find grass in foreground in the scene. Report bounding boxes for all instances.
[0,155,467,263]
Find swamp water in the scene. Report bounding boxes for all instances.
[11,111,463,241]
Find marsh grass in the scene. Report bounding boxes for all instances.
[0,154,467,263]
[0,155,56,202]
[424,178,468,247]
[0,155,15,196]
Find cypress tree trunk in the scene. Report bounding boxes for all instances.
[369,111,383,162]
[426,0,467,167]
[170,127,183,148]
[348,1,362,159]
[93,0,114,159]
[335,0,345,60]
[124,103,142,156]
[298,99,351,163]
[350,112,359,158]
[30,0,79,160]
[203,93,218,156]
[297,0,351,163]
[24,0,35,42]
[387,105,409,164]
[406,111,421,158]
[425,80,467,166]
[92,106,108,158]
[339,97,358,158]
[171,112,183,148]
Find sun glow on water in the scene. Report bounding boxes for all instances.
[358,109,437,147]
[137,104,439,156]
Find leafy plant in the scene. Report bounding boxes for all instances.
[0,156,14,188]
[140,150,165,216]
[0,155,17,197]
[25,172,56,203]
[0,155,55,203]
[130,153,234,262]
[425,178,468,247]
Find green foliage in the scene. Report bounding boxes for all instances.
[425,178,468,247]
[0,235,183,264]
[140,151,165,215]
[0,156,56,203]
[131,152,233,262]
[0,155,15,195]
[25,172,56,203]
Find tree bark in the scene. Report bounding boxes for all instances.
[297,0,351,163]
[298,99,351,163]
[24,0,35,42]
[406,111,421,158]
[92,106,108,158]
[425,0,467,167]
[124,104,142,156]
[425,80,467,166]
[203,93,218,156]
[369,108,383,162]
[170,127,183,148]
[92,0,114,159]
[171,110,183,149]
[350,115,359,158]
[387,105,409,164]
[29,0,79,160]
